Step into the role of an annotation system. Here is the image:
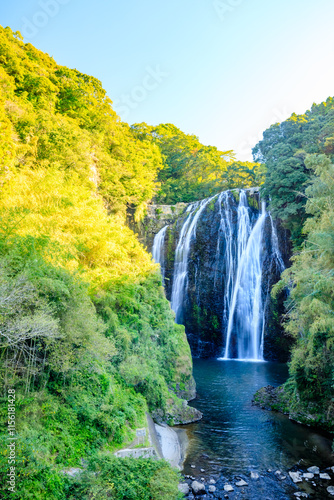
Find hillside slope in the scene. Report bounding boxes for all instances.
[0,26,196,499]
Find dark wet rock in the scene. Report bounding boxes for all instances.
[141,189,290,360]
[152,399,202,425]
[253,384,334,433]
[253,384,286,412]
[130,202,188,250]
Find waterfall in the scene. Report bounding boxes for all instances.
[223,201,266,361]
[214,191,236,329]
[269,214,285,274]
[171,195,216,323]
[157,188,285,360]
[152,225,168,279]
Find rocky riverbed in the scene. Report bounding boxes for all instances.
[178,464,334,499]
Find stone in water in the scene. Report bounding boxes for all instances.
[289,471,302,483]
[191,481,205,494]
[236,479,248,487]
[224,484,234,492]
[303,473,314,479]
[307,466,319,474]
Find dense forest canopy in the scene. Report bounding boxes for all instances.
[253,97,334,245]
[255,101,334,430]
[133,122,264,204]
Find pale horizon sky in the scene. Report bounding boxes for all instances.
[1,0,334,161]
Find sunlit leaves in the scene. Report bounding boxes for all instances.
[278,154,334,404]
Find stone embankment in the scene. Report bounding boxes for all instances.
[114,413,189,470]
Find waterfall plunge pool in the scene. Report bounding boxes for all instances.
[180,359,333,479]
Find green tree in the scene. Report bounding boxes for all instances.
[133,123,262,204]
[273,154,334,425]
[254,98,334,245]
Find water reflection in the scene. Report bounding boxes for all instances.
[182,359,333,476]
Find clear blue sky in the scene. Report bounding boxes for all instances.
[1,0,334,160]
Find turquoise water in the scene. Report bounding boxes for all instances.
[182,359,333,476]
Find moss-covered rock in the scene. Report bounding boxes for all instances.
[253,384,334,433]
[152,393,202,426]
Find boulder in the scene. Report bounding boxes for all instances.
[236,479,248,487]
[307,466,319,474]
[191,480,205,495]
[302,473,314,479]
[224,484,234,492]
[61,467,83,477]
[178,483,190,495]
[289,471,302,483]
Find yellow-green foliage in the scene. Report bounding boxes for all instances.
[0,26,191,499]
[273,154,334,427]
[0,26,163,218]
[132,122,262,204]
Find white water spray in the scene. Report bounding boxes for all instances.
[171,196,216,323]
[152,225,168,279]
[223,200,266,361]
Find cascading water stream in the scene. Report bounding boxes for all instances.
[171,195,216,323]
[152,225,168,279]
[223,201,266,361]
[269,214,285,274]
[152,188,285,361]
[214,191,236,329]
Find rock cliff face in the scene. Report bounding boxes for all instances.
[137,189,291,361]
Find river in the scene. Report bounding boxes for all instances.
[180,359,334,498]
